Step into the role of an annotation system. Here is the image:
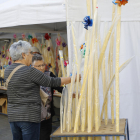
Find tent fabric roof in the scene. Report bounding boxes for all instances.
[0,0,66,28]
[0,0,140,31]
[67,0,140,22]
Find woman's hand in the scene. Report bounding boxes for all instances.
[60,74,81,86]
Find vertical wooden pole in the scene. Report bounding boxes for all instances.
[116,4,121,140]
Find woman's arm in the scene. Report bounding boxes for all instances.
[60,77,71,86]
[30,68,81,88]
[50,71,72,87]
[30,67,61,87]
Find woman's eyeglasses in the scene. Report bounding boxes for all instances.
[32,64,46,68]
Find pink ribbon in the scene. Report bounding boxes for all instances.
[13,34,16,39]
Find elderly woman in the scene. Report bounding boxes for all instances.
[4,41,75,140]
[32,54,63,140]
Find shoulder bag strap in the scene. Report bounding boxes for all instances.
[5,65,25,88]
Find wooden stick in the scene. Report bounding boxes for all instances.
[110,4,116,129]
[93,0,97,17]
[82,0,92,132]
[74,67,89,133]
[115,5,121,133]
[95,39,99,132]
[100,57,133,120]
[98,15,119,78]
[81,30,90,132]
[71,23,81,132]
[110,33,115,123]
[87,7,98,133]
[87,0,91,16]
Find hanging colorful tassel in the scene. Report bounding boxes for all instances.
[57,54,60,60]
[22,34,25,39]
[64,60,68,67]
[47,47,51,51]
[13,34,16,39]
[62,42,67,47]
[80,43,86,58]
[6,56,9,60]
[120,0,128,5]
[56,38,61,46]
[112,0,128,6]
[44,33,51,40]
[82,16,93,30]
[28,35,33,40]
[80,44,84,50]
[2,54,5,58]
[48,63,52,68]
[8,61,12,65]
[32,38,38,44]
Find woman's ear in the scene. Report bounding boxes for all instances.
[22,53,26,59]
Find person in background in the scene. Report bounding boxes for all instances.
[4,41,78,140]
[31,53,62,140]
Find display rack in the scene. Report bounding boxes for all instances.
[51,119,130,140]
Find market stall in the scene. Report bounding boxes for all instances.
[0,0,140,140]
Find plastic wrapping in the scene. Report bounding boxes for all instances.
[47,40,55,74]
[59,50,66,77]
[60,86,66,133]
[67,65,76,132]
[61,87,68,134]
[55,34,68,77]
[62,64,70,132]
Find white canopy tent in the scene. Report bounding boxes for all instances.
[0,0,67,52]
[0,0,140,140]
[0,0,66,28]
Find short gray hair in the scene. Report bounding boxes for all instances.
[9,40,32,61]
[32,54,43,64]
